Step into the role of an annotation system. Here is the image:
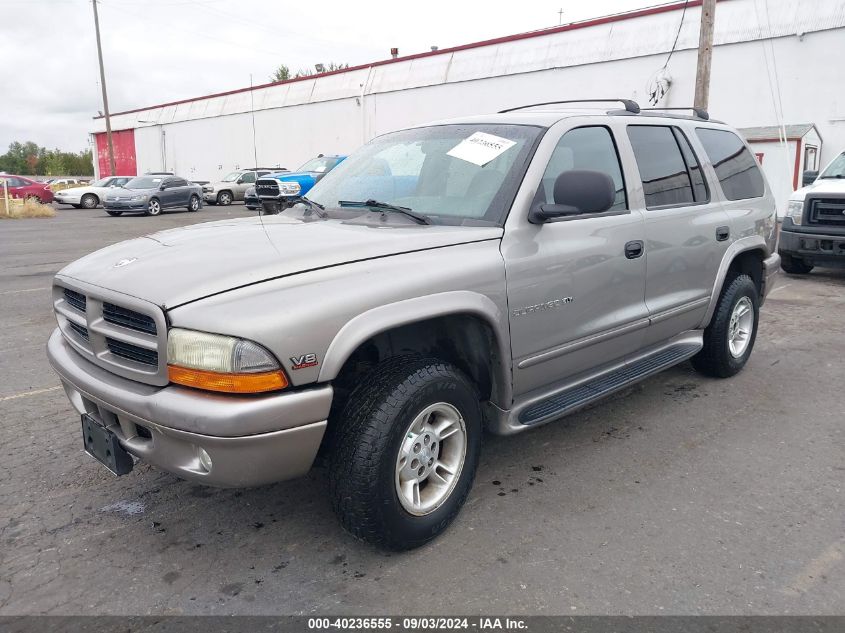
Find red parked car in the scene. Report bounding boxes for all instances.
[0,175,55,203]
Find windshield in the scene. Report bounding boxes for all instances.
[124,176,163,189]
[297,157,341,173]
[92,178,111,187]
[305,124,541,226]
[221,171,241,182]
[819,153,845,179]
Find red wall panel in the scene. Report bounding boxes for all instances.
[94,129,137,177]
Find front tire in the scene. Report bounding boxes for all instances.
[779,254,813,275]
[146,198,162,216]
[81,194,98,209]
[217,191,232,206]
[188,194,200,212]
[329,357,482,550]
[692,274,759,378]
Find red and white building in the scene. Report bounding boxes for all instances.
[91,0,845,215]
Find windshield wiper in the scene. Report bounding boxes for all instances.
[338,199,432,225]
[294,196,328,217]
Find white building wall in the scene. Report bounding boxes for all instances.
[94,0,845,194]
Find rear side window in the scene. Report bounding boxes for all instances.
[673,129,708,202]
[695,128,765,200]
[540,126,627,210]
[627,125,698,208]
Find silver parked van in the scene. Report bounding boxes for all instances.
[48,100,779,549]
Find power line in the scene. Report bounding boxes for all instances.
[662,0,690,69]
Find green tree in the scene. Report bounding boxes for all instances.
[270,64,291,82]
[0,142,93,176]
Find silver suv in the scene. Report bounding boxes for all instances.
[202,168,275,205]
[48,100,779,550]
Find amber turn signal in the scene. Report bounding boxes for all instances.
[168,365,289,393]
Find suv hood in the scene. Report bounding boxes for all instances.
[57,216,502,309]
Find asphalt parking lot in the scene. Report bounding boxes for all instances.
[0,204,843,616]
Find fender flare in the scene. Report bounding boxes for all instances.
[701,235,769,327]
[317,290,513,406]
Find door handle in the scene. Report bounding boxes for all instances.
[624,240,644,259]
[716,226,730,242]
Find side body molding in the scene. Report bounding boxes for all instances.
[318,291,513,407]
[700,235,769,328]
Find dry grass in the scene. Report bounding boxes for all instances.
[0,198,56,219]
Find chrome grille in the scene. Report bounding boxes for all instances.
[53,279,168,386]
[256,179,280,197]
[106,338,159,366]
[63,288,87,312]
[103,302,157,335]
[807,197,845,227]
[68,321,89,341]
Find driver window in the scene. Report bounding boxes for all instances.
[241,172,256,183]
[541,126,627,210]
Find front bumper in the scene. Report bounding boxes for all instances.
[104,200,149,211]
[779,228,845,269]
[55,194,82,205]
[202,191,217,202]
[47,329,330,487]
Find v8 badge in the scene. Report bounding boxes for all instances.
[290,353,318,370]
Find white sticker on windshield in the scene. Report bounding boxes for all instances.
[447,132,517,167]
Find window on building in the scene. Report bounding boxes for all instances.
[627,125,696,208]
[696,128,765,200]
[540,126,627,210]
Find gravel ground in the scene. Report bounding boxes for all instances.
[0,205,842,615]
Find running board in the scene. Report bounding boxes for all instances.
[518,341,702,426]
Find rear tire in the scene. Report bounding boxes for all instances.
[217,191,232,206]
[328,357,482,550]
[779,254,813,275]
[188,194,200,212]
[81,194,98,209]
[106,210,123,216]
[692,274,759,378]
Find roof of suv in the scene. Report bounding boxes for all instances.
[423,106,728,129]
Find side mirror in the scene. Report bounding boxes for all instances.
[159,183,167,191]
[236,177,244,184]
[802,170,818,187]
[529,170,616,223]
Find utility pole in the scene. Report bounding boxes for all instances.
[92,0,116,176]
[694,0,716,111]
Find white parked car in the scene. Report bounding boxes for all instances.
[53,176,134,209]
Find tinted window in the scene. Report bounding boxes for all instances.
[170,178,188,187]
[673,128,708,202]
[696,128,764,200]
[540,126,627,210]
[240,172,256,183]
[627,125,694,208]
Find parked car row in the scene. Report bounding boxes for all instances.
[0,175,55,203]
[19,154,346,218]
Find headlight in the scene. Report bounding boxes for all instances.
[166,328,288,393]
[786,200,804,225]
[279,181,301,196]
[130,194,147,202]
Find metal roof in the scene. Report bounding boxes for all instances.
[739,124,820,142]
[93,0,845,132]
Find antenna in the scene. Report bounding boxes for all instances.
[249,74,258,169]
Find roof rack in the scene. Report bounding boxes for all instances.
[499,99,641,114]
[638,107,710,120]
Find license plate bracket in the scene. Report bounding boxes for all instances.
[81,414,134,475]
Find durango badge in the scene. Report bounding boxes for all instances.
[290,353,318,370]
